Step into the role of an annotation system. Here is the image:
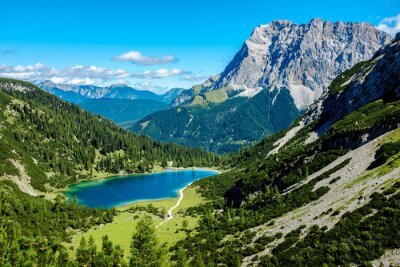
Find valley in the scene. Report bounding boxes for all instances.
[63,169,218,208]
[67,185,206,259]
[35,81,184,128]
[0,3,400,266]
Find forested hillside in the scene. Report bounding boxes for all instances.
[0,78,221,266]
[167,35,400,266]
[0,78,220,193]
[80,98,168,128]
[131,19,391,154]
[0,26,399,267]
[131,87,299,153]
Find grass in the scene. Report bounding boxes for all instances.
[204,89,228,103]
[348,128,400,187]
[328,60,374,95]
[380,128,400,145]
[190,95,207,106]
[67,186,204,259]
[188,88,228,106]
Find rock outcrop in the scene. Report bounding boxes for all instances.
[209,18,391,109]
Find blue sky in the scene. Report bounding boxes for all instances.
[0,0,399,93]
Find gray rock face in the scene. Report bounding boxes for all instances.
[210,18,392,109]
[306,36,400,130]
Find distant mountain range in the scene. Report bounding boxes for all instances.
[131,18,392,153]
[36,80,184,127]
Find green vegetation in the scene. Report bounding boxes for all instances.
[369,140,400,169]
[1,38,400,267]
[129,215,167,266]
[131,87,300,154]
[0,78,220,265]
[259,182,400,266]
[80,98,168,127]
[322,99,400,149]
[173,159,350,265]
[72,215,168,266]
[0,78,220,191]
[127,204,167,219]
[69,186,205,259]
[329,176,341,184]
[328,60,375,95]
[170,92,400,265]
[0,168,205,266]
[0,179,117,266]
[202,88,228,103]
[0,180,113,241]
[75,235,124,266]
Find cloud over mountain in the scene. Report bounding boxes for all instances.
[377,13,400,37]
[0,63,195,85]
[112,50,178,65]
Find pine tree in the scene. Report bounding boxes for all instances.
[56,247,69,266]
[129,215,166,267]
[174,246,188,267]
[88,235,97,263]
[76,237,90,266]
[182,220,188,231]
[192,250,206,267]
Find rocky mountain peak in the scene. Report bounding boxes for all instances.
[208,18,392,109]
[305,35,400,131]
[309,17,323,25]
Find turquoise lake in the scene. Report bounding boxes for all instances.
[64,169,218,208]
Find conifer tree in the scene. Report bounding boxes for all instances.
[129,215,166,267]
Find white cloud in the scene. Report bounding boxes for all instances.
[63,65,130,79]
[0,63,130,85]
[131,68,190,79]
[0,62,195,85]
[112,50,178,65]
[377,14,400,37]
[0,62,48,79]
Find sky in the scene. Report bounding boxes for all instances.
[0,0,399,93]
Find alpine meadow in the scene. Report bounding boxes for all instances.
[1,1,400,266]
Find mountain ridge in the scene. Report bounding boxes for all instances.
[131,18,392,153]
[210,18,392,108]
[36,80,185,104]
[36,80,184,127]
[176,34,400,266]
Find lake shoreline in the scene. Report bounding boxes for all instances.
[63,168,220,208]
[49,166,222,195]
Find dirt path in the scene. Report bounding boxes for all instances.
[156,183,192,228]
